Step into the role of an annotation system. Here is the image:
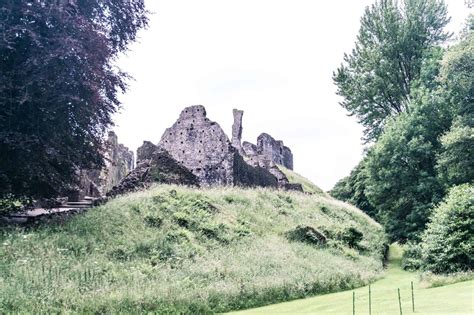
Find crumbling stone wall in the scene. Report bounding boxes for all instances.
[101,131,135,193]
[108,146,199,197]
[158,105,234,186]
[255,133,293,170]
[75,131,134,200]
[232,152,278,187]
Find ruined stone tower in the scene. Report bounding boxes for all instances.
[231,109,244,154]
[158,105,235,185]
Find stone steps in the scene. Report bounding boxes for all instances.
[1,197,100,224]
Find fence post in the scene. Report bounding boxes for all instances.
[411,281,415,312]
[369,285,372,315]
[353,291,355,315]
[398,288,403,315]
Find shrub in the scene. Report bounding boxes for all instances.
[339,227,364,249]
[286,225,327,246]
[401,242,423,271]
[421,184,474,273]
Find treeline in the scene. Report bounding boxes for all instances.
[331,0,473,273]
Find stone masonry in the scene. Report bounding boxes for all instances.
[231,109,244,155]
[158,105,235,186]
[74,131,134,200]
[127,105,302,192]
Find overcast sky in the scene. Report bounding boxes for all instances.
[114,0,471,191]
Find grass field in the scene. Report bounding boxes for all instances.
[230,244,474,314]
[0,184,386,313]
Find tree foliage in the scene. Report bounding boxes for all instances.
[0,1,148,204]
[364,86,452,242]
[333,0,450,142]
[329,158,377,218]
[421,184,474,273]
[436,122,474,187]
[332,12,473,242]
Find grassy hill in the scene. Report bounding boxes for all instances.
[0,184,386,313]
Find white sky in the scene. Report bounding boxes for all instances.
[114,0,471,191]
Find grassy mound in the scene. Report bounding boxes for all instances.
[0,185,386,313]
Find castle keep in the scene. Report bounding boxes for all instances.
[110,105,302,195]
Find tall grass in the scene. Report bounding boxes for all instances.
[0,185,386,313]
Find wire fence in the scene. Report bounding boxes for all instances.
[352,282,416,315]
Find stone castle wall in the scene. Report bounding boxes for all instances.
[158,105,235,186]
[75,131,134,200]
[131,105,300,191]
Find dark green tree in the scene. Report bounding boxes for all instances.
[333,0,450,142]
[362,47,453,242]
[330,158,377,218]
[421,184,474,273]
[0,1,148,208]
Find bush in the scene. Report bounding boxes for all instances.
[401,242,423,271]
[286,225,327,246]
[421,184,474,273]
[419,271,474,288]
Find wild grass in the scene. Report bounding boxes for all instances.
[419,271,474,288]
[0,184,386,313]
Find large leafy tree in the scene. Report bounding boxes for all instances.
[333,0,450,142]
[0,1,148,205]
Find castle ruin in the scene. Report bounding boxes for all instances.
[112,105,302,194]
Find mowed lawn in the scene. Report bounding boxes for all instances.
[229,245,474,314]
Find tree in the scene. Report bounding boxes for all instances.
[330,158,377,218]
[364,87,453,242]
[0,1,148,207]
[436,19,474,188]
[333,0,450,142]
[421,184,474,273]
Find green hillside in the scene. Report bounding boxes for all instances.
[0,185,386,313]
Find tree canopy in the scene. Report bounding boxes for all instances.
[333,0,450,142]
[0,1,148,206]
[332,7,473,244]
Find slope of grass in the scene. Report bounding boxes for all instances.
[230,244,474,314]
[278,165,327,196]
[0,185,386,313]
